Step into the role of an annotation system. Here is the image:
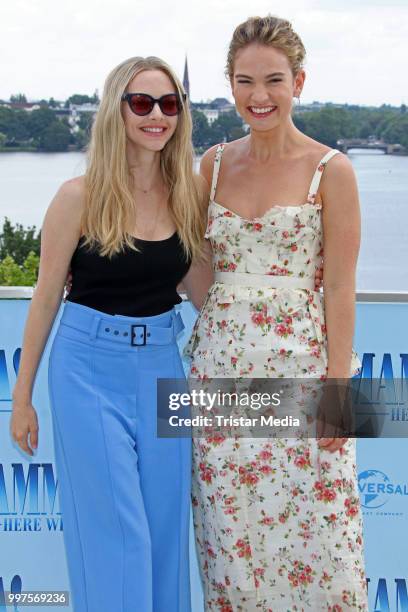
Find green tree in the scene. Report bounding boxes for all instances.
[27,107,56,143]
[0,252,39,286]
[192,110,246,148]
[65,93,99,107]
[192,110,212,148]
[40,121,71,152]
[0,255,24,285]
[22,251,40,285]
[211,111,244,142]
[300,107,354,147]
[0,132,6,148]
[73,127,89,150]
[10,93,27,104]
[0,107,31,142]
[0,218,41,265]
[78,112,94,134]
[381,115,408,149]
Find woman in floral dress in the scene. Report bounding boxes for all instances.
[183,15,368,612]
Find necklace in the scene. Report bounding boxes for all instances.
[133,184,151,194]
[132,175,165,195]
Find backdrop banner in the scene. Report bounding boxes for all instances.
[0,298,407,612]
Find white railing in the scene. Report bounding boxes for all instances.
[1,287,408,303]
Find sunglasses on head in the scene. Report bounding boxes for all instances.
[121,92,187,116]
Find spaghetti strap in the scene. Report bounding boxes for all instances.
[210,143,226,201]
[307,149,340,204]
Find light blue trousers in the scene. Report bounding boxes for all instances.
[48,301,192,612]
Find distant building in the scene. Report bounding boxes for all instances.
[191,96,237,123]
[64,103,98,132]
[211,98,235,113]
[69,103,98,113]
[294,100,325,114]
[183,56,190,99]
[201,109,219,124]
[1,101,41,112]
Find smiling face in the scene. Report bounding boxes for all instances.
[121,69,179,152]
[231,43,305,132]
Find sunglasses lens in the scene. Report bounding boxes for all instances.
[160,95,180,116]
[129,95,153,115]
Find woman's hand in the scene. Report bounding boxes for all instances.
[317,437,348,452]
[316,378,353,453]
[314,260,323,291]
[64,269,73,302]
[10,396,39,456]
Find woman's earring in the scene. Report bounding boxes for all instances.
[296,95,301,106]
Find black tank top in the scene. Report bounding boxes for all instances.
[66,232,191,316]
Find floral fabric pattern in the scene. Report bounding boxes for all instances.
[184,144,368,611]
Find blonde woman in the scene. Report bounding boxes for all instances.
[184,16,368,611]
[10,56,208,612]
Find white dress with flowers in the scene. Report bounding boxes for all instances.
[184,144,368,611]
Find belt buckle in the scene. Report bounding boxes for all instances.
[131,324,147,346]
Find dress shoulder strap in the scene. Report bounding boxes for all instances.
[210,143,226,201]
[307,149,340,204]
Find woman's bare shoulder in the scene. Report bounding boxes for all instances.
[201,137,248,175]
[44,175,86,235]
[200,143,222,177]
[301,135,348,167]
[52,175,86,211]
[321,149,355,183]
[199,144,224,190]
[57,175,86,201]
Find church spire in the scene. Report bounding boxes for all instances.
[183,55,190,99]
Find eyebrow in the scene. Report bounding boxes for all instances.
[234,72,285,79]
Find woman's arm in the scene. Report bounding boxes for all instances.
[179,146,220,310]
[180,238,213,310]
[321,154,361,378]
[10,177,85,455]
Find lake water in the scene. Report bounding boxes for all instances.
[0,150,407,292]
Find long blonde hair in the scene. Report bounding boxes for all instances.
[82,56,206,259]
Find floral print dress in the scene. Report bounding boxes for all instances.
[183,144,368,612]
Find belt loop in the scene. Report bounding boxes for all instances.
[173,312,179,339]
[89,315,102,341]
[172,311,184,338]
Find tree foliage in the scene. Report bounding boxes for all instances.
[293,105,408,148]
[0,218,41,266]
[0,97,407,153]
[192,110,247,148]
[40,121,71,151]
[65,92,99,107]
[0,219,41,286]
[10,93,27,104]
[0,252,39,286]
[191,105,408,151]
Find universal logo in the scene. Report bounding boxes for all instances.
[358,469,408,511]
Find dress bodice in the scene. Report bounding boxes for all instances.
[205,144,338,283]
[206,200,323,281]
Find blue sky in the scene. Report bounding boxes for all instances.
[1,0,407,106]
